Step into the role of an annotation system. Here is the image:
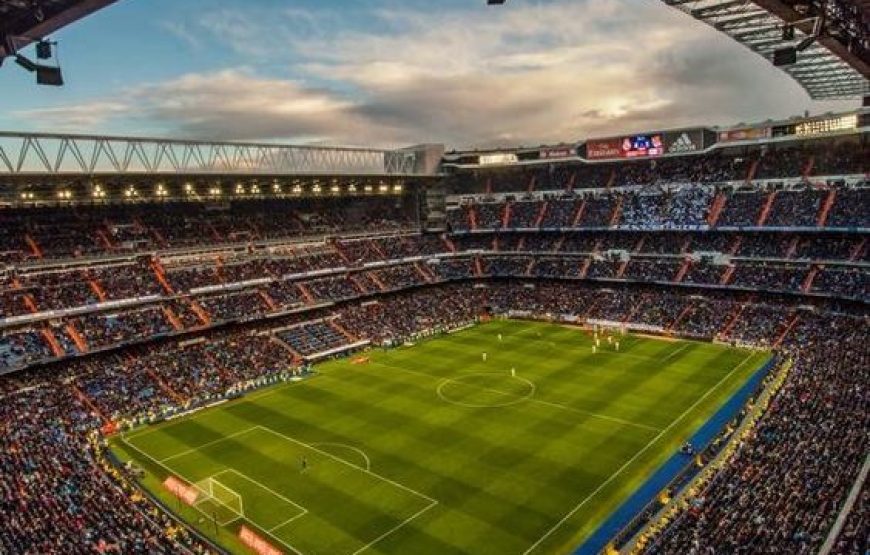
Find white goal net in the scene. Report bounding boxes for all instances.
[194,477,244,525]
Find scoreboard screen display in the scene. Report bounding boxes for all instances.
[621,134,664,157]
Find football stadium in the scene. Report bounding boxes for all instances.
[0,1,867,554]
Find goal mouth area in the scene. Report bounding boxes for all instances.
[193,476,245,526]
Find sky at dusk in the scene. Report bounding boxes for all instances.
[0,0,856,149]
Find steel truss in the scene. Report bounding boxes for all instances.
[0,132,423,176]
[661,0,869,99]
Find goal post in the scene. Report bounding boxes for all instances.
[194,476,245,525]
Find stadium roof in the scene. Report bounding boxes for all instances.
[0,0,117,59]
[660,0,870,100]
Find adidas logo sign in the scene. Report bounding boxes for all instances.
[669,133,697,153]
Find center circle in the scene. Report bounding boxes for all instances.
[437,373,536,408]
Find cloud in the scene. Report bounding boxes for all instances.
[15,0,855,148]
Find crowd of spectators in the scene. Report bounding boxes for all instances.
[0,278,865,553]
[446,141,865,196]
[448,185,868,233]
[642,312,868,554]
[0,197,417,262]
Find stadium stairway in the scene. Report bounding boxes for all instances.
[524,258,537,277]
[414,262,435,283]
[188,300,212,326]
[756,191,778,226]
[161,306,185,331]
[332,240,353,265]
[716,302,747,341]
[474,257,484,277]
[203,351,233,383]
[24,234,43,258]
[349,274,370,294]
[149,259,175,294]
[533,201,549,227]
[71,383,109,424]
[145,365,186,404]
[849,238,866,261]
[772,311,801,349]
[621,293,648,323]
[40,328,65,357]
[706,192,727,227]
[86,273,108,302]
[745,158,760,182]
[802,155,815,178]
[270,335,304,362]
[615,259,630,279]
[785,236,800,259]
[492,235,499,252]
[95,229,115,251]
[64,323,89,353]
[367,271,389,292]
[579,257,592,279]
[553,234,567,252]
[605,168,617,188]
[608,195,623,227]
[632,236,646,254]
[728,236,743,256]
[329,320,357,343]
[150,227,169,248]
[368,239,387,260]
[817,189,837,227]
[258,290,279,311]
[469,205,478,230]
[441,234,457,253]
[673,260,691,283]
[296,283,317,304]
[501,201,513,228]
[719,265,736,285]
[571,199,588,226]
[679,236,692,254]
[802,265,820,292]
[667,301,696,333]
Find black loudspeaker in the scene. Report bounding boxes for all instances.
[36,41,51,59]
[782,25,794,40]
[772,47,797,66]
[36,65,63,86]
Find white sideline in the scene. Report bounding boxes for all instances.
[521,352,756,555]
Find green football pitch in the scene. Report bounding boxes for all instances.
[111,319,770,555]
